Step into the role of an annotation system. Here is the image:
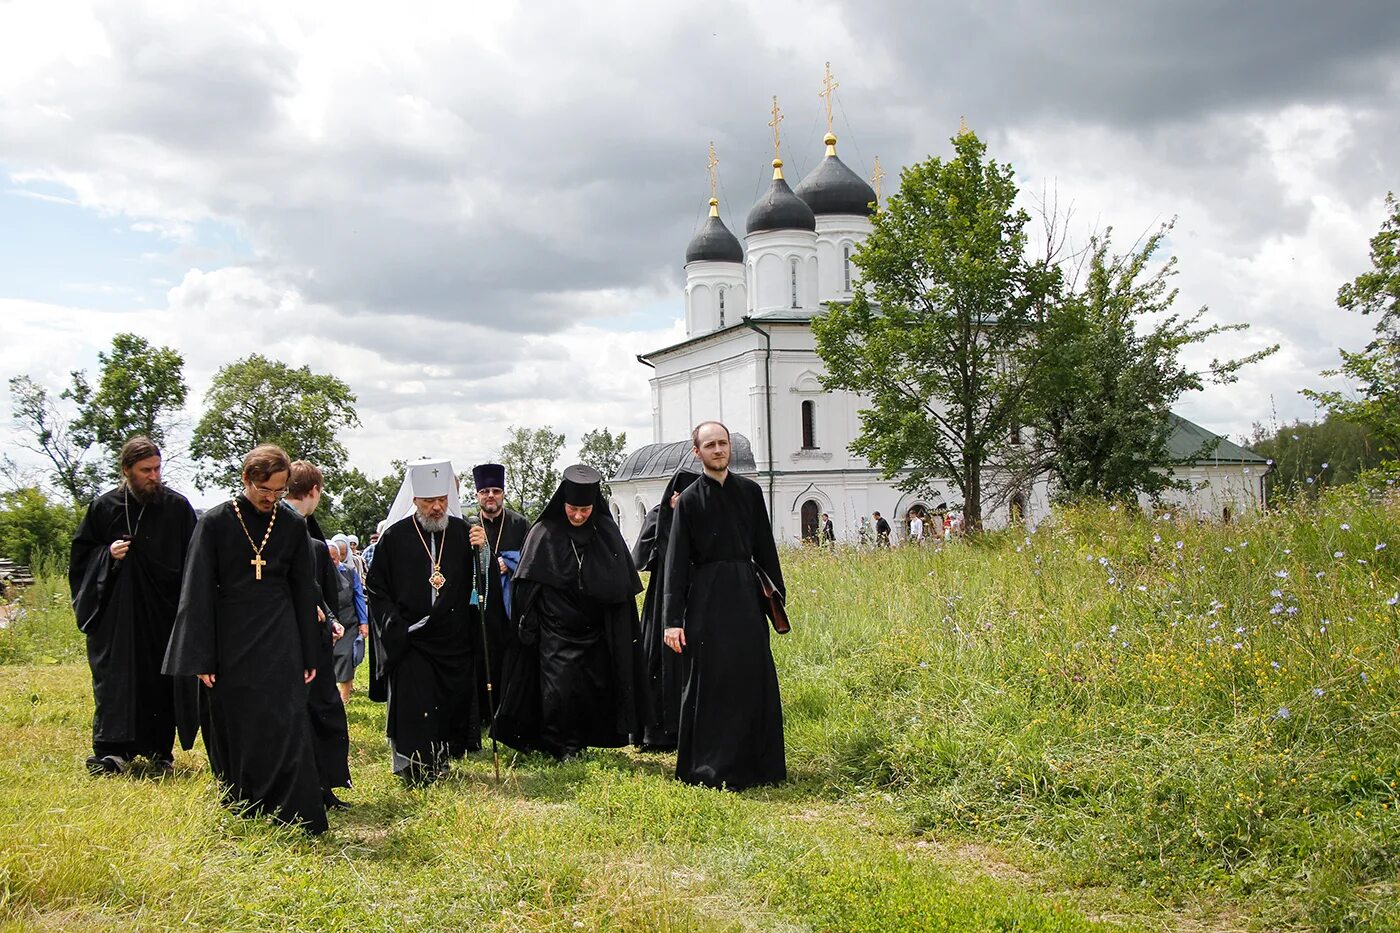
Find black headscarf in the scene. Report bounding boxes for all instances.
[515,464,642,604]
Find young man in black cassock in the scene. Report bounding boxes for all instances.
[631,468,699,750]
[69,437,197,776]
[466,462,530,729]
[284,460,353,810]
[663,421,787,790]
[491,464,642,759]
[163,445,327,833]
[364,459,480,785]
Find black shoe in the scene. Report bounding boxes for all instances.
[147,756,175,777]
[322,789,351,810]
[85,754,128,776]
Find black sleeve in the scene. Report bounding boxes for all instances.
[365,532,408,668]
[631,507,661,571]
[163,514,220,676]
[660,496,692,629]
[750,483,784,596]
[69,501,116,634]
[287,518,320,669]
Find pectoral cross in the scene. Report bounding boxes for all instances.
[251,554,266,580]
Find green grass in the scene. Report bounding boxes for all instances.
[1,488,1397,930]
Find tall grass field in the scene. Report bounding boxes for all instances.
[1,489,1397,931]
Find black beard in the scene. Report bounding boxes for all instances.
[126,480,163,505]
[416,513,448,533]
[480,502,502,519]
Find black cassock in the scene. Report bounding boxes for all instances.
[474,508,530,726]
[492,487,642,758]
[364,514,479,778]
[69,485,197,759]
[163,497,327,833]
[663,471,786,790]
[631,469,699,750]
[302,509,351,793]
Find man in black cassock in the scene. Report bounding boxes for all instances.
[466,462,530,729]
[631,468,699,750]
[492,464,642,759]
[663,422,787,790]
[69,437,197,776]
[163,444,327,833]
[285,460,353,810]
[364,459,480,785]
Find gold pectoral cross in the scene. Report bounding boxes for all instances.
[251,554,266,580]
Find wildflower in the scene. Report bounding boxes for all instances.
[1270,588,1283,598]
[1275,570,1288,579]
[1286,605,1299,616]
[1376,543,1388,551]
[1306,477,1315,485]
[1136,584,1147,592]
[1271,661,1281,670]
[1098,556,1109,567]
[1284,548,1292,555]
[1321,462,1329,470]
[919,661,929,669]
[1175,540,1184,550]
[1232,642,1243,650]
[1341,523,1351,531]
[1315,571,1325,579]
[1109,624,1118,635]
[1270,603,1284,615]
[1358,558,1368,565]
[1313,688,1325,698]
[1109,504,1118,512]
[1234,626,1245,634]
[1225,546,1234,553]
[1240,540,1248,548]
[1276,707,1291,720]
[1388,593,1399,607]
[1334,551,1345,559]
[1153,534,1162,544]
[1361,672,1370,683]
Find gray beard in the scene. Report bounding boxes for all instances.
[416,513,448,534]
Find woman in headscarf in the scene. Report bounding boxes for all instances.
[491,465,643,759]
[630,468,699,750]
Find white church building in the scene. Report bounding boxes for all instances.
[609,124,1268,546]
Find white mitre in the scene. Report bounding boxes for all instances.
[383,458,464,528]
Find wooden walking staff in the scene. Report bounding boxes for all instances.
[469,515,502,782]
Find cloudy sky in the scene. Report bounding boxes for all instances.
[2,0,1397,504]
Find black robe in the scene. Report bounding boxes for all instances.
[69,485,197,758]
[631,469,699,750]
[163,497,326,832]
[491,487,642,758]
[663,471,786,790]
[364,514,480,776]
[302,509,351,791]
[474,508,530,726]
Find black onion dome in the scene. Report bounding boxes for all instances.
[745,161,817,234]
[794,135,876,216]
[685,202,744,263]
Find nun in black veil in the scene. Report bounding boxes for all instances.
[630,468,699,750]
[491,465,643,759]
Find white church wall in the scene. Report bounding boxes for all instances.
[658,379,690,441]
[685,282,711,336]
[1141,464,1266,520]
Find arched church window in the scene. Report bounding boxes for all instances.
[843,245,852,291]
[801,399,816,449]
[790,257,799,308]
[718,287,726,327]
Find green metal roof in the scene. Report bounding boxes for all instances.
[1167,413,1269,464]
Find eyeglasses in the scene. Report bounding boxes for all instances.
[253,483,289,499]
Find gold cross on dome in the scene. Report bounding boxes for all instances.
[871,156,886,206]
[707,141,719,201]
[819,61,839,136]
[768,96,784,161]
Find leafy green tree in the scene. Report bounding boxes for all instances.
[1031,222,1275,502]
[189,354,360,492]
[1304,192,1400,463]
[812,129,1058,531]
[64,333,188,479]
[577,428,627,498]
[6,376,101,504]
[0,487,82,566]
[321,463,403,538]
[499,425,564,520]
[1245,414,1381,500]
